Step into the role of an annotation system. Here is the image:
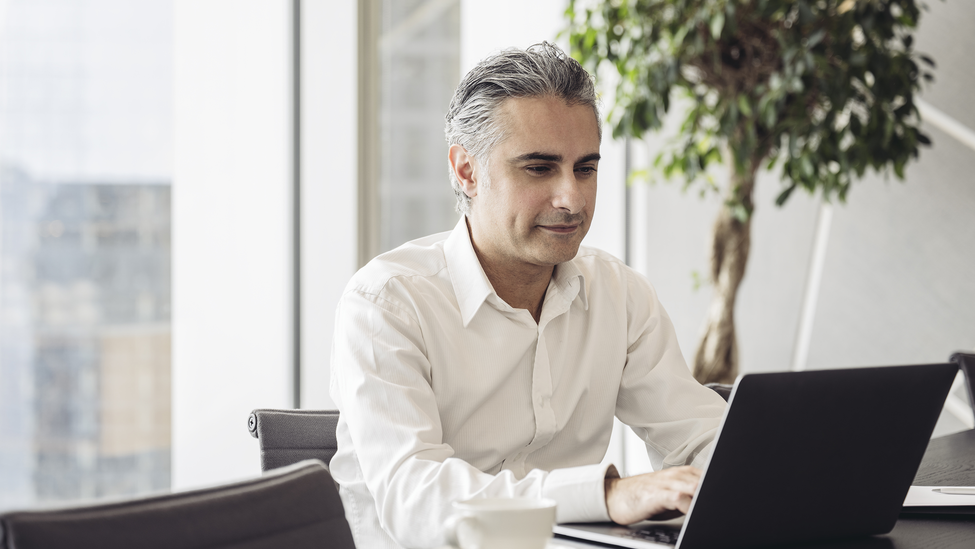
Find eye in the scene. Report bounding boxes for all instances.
[575,166,597,177]
[526,165,551,175]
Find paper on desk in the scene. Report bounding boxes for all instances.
[904,486,975,507]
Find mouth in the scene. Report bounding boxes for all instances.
[538,224,580,235]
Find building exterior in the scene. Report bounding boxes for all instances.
[0,171,171,508]
[0,0,172,509]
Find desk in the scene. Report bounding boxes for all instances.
[912,428,975,485]
[888,428,975,549]
[552,430,975,548]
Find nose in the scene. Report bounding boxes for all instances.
[552,171,587,214]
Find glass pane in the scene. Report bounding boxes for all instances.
[377,0,461,253]
[0,0,172,509]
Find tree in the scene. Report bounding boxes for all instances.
[566,0,934,384]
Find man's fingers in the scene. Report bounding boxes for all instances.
[663,478,699,496]
[605,466,705,525]
[645,490,693,520]
[652,467,700,487]
[657,468,700,497]
[661,487,694,512]
[666,466,702,483]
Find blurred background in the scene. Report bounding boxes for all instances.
[0,0,971,511]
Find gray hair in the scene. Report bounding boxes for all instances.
[444,41,601,214]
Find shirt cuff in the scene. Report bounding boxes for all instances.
[542,462,616,524]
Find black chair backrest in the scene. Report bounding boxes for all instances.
[705,383,733,402]
[950,352,975,412]
[249,409,340,472]
[0,460,354,549]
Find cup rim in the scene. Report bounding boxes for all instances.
[453,497,557,512]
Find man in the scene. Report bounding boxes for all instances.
[329,42,727,549]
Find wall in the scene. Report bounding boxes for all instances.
[299,0,357,410]
[172,0,294,488]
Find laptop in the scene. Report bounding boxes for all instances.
[554,363,958,549]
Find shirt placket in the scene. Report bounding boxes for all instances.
[509,283,574,478]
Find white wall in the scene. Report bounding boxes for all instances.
[172,0,294,488]
[298,0,357,410]
[460,0,567,74]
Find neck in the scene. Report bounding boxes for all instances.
[479,252,552,323]
[468,223,553,323]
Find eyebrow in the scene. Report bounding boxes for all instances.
[510,152,602,164]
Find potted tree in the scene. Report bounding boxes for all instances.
[567,0,934,383]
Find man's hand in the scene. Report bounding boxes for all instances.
[604,466,702,525]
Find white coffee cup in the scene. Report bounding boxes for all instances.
[444,497,557,549]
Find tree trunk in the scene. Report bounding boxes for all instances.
[692,165,756,385]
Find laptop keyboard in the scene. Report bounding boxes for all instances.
[618,525,681,546]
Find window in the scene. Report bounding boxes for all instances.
[0,0,172,508]
[360,0,461,261]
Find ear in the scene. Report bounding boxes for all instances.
[448,144,478,198]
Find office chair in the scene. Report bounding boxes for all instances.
[0,460,354,549]
[949,351,975,412]
[249,408,340,472]
[704,383,733,402]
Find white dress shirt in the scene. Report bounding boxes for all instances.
[329,217,727,549]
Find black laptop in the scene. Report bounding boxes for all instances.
[554,363,958,549]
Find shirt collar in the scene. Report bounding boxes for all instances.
[444,216,494,327]
[551,257,589,313]
[444,216,590,327]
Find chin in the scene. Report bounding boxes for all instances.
[536,243,582,265]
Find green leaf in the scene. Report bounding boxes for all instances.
[775,184,797,206]
[738,95,753,117]
[730,203,750,222]
[800,155,814,178]
[628,168,650,186]
[710,11,725,39]
[806,29,826,48]
[674,26,689,47]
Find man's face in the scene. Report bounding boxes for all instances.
[464,95,600,271]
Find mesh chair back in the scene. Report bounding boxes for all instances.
[248,409,340,472]
[0,460,353,549]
